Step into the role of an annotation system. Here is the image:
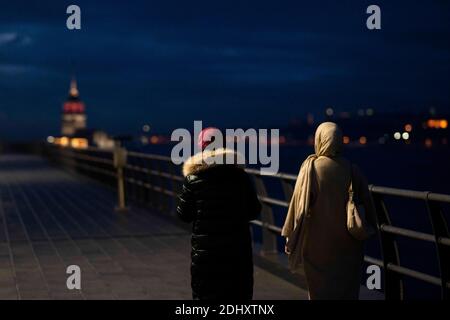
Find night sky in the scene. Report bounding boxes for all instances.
[0,0,449,140]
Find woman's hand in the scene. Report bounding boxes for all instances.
[284,238,291,254]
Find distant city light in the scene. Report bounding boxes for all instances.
[404,124,412,132]
[325,108,334,116]
[140,136,148,145]
[357,109,365,117]
[142,124,150,132]
[343,136,350,144]
[70,138,88,149]
[427,119,448,129]
[366,108,374,116]
[359,136,367,145]
[425,138,433,148]
[394,132,401,140]
[47,136,55,143]
[402,132,410,140]
[150,136,159,144]
[60,136,70,147]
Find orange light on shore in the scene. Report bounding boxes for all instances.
[404,124,412,132]
[71,138,88,149]
[359,136,367,145]
[343,136,350,144]
[59,136,69,147]
[425,138,433,148]
[427,119,448,129]
[150,136,159,144]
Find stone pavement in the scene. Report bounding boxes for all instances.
[0,154,307,300]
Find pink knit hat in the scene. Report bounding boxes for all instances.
[198,127,221,151]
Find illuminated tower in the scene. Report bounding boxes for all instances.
[61,78,86,136]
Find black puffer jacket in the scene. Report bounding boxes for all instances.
[177,149,261,300]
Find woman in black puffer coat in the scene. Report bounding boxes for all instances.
[177,129,261,300]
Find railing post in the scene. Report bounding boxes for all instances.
[129,155,140,203]
[251,175,278,256]
[113,145,128,212]
[136,155,147,203]
[426,197,450,300]
[153,160,167,213]
[141,158,151,206]
[167,162,181,215]
[371,191,403,300]
[146,158,157,209]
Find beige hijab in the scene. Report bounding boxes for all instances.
[282,122,343,238]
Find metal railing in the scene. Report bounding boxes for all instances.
[43,144,450,300]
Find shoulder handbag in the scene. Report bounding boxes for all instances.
[347,164,375,241]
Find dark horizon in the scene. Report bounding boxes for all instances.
[1,0,449,141]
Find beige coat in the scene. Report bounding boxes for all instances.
[282,123,377,300]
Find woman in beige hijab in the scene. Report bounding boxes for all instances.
[282,122,377,300]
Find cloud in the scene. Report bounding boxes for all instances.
[0,63,54,77]
[0,32,18,45]
[0,32,33,47]
[0,64,29,75]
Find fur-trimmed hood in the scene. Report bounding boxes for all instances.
[182,148,245,177]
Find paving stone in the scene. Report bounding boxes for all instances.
[49,292,84,300]
[82,293,115,300]
[0,268,14,279]
[19,290,51,300]
[0,287,19,300]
